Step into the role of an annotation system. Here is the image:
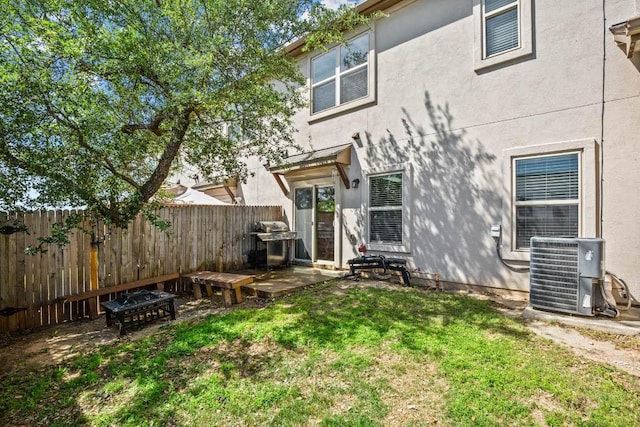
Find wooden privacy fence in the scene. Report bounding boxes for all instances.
[0,205,282,333]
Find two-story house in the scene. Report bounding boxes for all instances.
[236,0,640,301]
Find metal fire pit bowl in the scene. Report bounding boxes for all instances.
[101,290,176,335]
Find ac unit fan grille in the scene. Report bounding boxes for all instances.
[530,240,579,313]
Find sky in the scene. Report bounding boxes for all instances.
[320,0,364,10]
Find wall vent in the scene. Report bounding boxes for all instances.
[529,237,605,316]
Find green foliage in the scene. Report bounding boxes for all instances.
[2,284,640,426]
[0,0,370,229]
[24,212,87,254]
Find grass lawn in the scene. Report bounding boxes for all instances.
[1,281,639,426]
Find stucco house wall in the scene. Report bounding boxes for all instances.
[240,0,640,298]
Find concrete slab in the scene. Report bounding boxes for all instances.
[237,266,342,298]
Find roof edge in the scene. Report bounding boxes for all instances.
[284,0,405,57]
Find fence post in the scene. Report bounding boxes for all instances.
[1,205,284,333]
[89,231,100,318]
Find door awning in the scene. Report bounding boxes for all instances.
[269,144,352,195]
[610,16,640,58]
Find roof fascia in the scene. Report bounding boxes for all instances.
[285,0,406,58]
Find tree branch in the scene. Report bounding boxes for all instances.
[121,110,169,136]
[41,98,142,190]
[139,107,193,201]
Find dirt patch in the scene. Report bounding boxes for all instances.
[0,295,229,378]
[0,317,116,376]
[527,323,640,377]
[336,277,416,292]
[376,346,448,426]
[523,390,565,426]
[458,289,640,378]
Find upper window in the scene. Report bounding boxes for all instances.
[311,33,370,114]
[483,0,519,57]
[226,121,244,143]
[473,0,532,71]
[369,172,403,245]
[513,153,580,250]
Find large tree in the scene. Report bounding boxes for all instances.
[0,0,368,228]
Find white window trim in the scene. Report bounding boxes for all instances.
[363,163,412,253]
[308,27,376,122]
[482,0,519,58]
[501,139,599,261]
[473,0,533,71]
[512,152,581,251]
[224,121,243,143]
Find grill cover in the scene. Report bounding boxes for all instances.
[256,231,297,242]
[255,221,290,233]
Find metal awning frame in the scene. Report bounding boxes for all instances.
[610,16,640,58]
[269,144,352,195]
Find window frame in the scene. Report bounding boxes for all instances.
[363,163,412,253]
[482,0,520,58]
[473,0,533,71]
[500,139,599,261]
[369,172,404,245]
[225,120,244,143]
[511,152,581,251]
[308,28,376,122]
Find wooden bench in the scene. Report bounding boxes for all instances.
[183,271,254,307]
[58,273,181,317]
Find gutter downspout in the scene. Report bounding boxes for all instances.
[600,0,606,239]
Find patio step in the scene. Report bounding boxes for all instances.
[240,267,339,298]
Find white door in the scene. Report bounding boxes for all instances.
[294,184,336,264]
[315,185,335,263]
[294,187,313,261]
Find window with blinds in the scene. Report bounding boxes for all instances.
[311,33,369,114]
[483,0,519,57]
[514,153,580,249]
[369,173,403,244]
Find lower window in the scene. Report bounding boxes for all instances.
[369,172,403,245]
[513,153,580,249]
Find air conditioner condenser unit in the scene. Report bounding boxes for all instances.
[529,237,616,317]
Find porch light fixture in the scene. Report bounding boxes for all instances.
[351,178,360,189]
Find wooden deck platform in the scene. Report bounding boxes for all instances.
[239,267,341,298]
[185,267,341,304]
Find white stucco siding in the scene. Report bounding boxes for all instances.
[600,0,640,298]
[242,156,291,208]
[603,99,640,294]
[240,0,640,297]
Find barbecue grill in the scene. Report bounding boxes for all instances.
[250,221,297,268]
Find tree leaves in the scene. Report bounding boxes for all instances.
[0,0,370,232]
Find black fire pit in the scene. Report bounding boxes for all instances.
[101,290,176,335]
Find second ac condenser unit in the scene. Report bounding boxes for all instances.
[529,237,605,316]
